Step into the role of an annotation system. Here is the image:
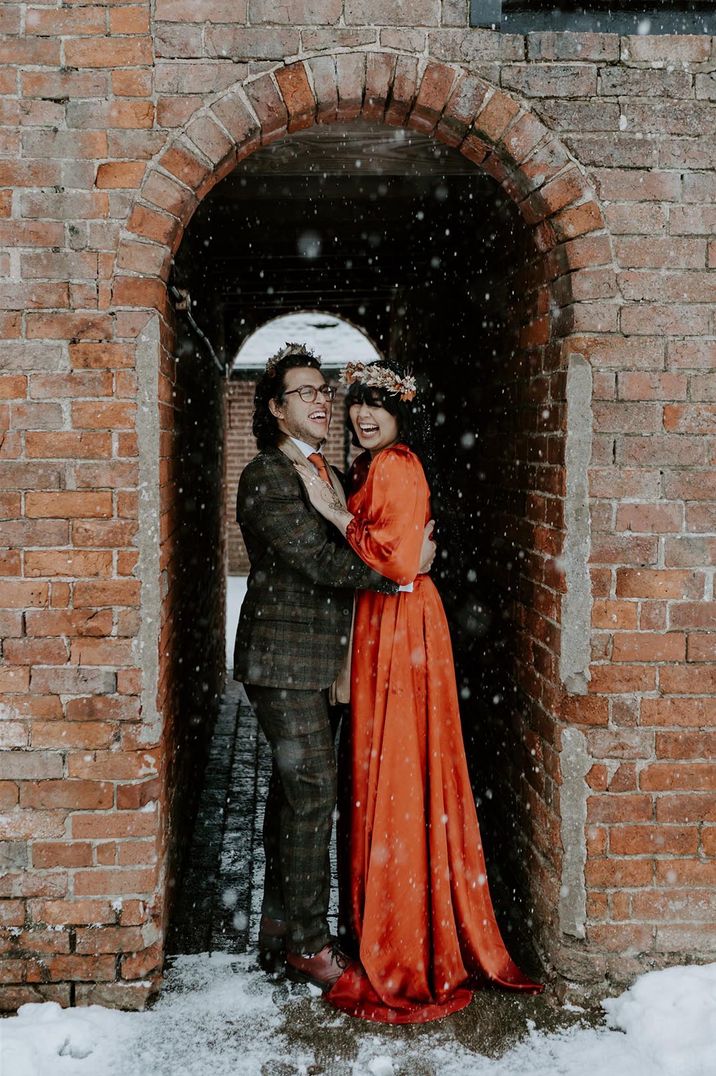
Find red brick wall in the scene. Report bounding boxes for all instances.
[225,380,254,574]
[0,12,715,1008]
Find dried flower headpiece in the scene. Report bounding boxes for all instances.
[265,342,319,374]
[342,362,417,402]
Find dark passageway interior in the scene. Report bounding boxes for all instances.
[169,124,549,964]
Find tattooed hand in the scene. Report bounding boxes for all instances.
[296,464,354,536]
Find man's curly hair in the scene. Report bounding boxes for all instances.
[252,342,322,451]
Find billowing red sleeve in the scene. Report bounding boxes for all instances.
[345,449,428,586]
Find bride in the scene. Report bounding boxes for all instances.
[297,359,542,1024]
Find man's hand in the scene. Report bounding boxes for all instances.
[418,520,437,575]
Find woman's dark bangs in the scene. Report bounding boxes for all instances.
[347,382,390,409]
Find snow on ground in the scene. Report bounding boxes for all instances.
[226,575,248,668]
[2,958,715,1076]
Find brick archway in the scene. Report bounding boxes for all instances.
[110,52,618,1003]
[114,54,613,307]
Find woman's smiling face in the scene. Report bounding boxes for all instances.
[349,397,400,456]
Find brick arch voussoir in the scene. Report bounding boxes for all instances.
[113,52,616,318]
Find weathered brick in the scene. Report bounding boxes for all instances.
[552,200,603,241]
[641,762,716,792]
[63,37,152,69]
[3,811,67,840]
[121,942,162,980]
[618,434,708,468]
[586,858,653,887]
[611,632,686,663]
[622,33,711,63]
[72,401,136,430]
[585,796,654,826]
[29,667,117,696]
[3,638,68,667]
[385,54,419,126]
[670,204,716,235]
[0,753,63,781]
[616,570,704,601]
[615,504,683,534]
[66,696,141,722]
[274,63,315,133]
[502,64,597,99]
[204,26,299,61]
[69,344,135,371]
[74,868,156,897]
[589,665,657,694]
[185,111,235,165]
[32,720,117,750]
[20,781,113,811]
[345,0,439,25]
[74,925,145,955]
[68,99,154,131]
[71,811,156,840]
[410,62,458,133]
[618,373,687,401]
[25,432,112,461]
[68,751,158,782]
[665,537,716,570]
[96,161,146,189]
[70,639,133,666]
[669,603,716,630]
[529,31,618,62]
[25,492,113,519]
[335,53,365,121]
[0,580,49,611]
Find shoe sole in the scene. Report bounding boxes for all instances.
[285,965,338,993]
[258,936,286,974]
[258,949,286,974]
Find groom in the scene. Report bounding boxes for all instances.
[233,343,434,990]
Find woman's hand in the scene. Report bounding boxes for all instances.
[418,520,437,575]
[296,464,354,537]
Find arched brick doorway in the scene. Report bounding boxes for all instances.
[113,53,617,1004]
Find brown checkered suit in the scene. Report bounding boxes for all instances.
[233,444,396,954]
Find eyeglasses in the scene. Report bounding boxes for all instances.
[282,384,336,403]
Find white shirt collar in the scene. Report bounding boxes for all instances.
[290,436,322,459]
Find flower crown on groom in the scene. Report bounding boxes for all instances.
[342,362,417,402]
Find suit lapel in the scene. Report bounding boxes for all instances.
[278,438,348,509]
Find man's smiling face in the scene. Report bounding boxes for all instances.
[269,366,332,449]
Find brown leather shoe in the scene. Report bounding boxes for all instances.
[258,915,286,973]
[286,942,351,992]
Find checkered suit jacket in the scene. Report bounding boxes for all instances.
[233,445,397,690]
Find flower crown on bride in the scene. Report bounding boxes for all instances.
[342,362,417,402]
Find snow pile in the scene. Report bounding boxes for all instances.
[604,962,716,1076]
[1,957,715,1076]
[0,954,305,1076]
[0,1000,134,1076]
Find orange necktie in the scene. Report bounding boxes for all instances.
[308,452,332,486]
